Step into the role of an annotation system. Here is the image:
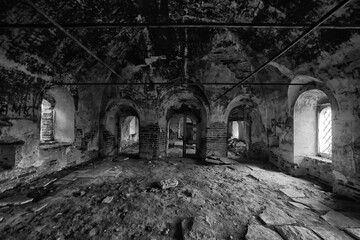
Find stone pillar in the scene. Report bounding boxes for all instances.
[206,122,227,157]
[139,123,166,159]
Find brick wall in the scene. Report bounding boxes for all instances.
[206,122,227,156]
[139,124,163,159]
[300,156,332,185]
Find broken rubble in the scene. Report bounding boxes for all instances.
[159,178,179,189]
[181,216,216,240]
[310,226,354,240]
[291,198,331,212]
[102,196,114,204]
[259,206,296,226]
[280,188,305,198]
[321,210,360,229]
[276,225,322,240]
[245,224,283,240]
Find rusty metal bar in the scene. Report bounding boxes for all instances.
[1,23,359,30]
[54,82,315,86]
[23,0,123,80]
[213,0,353,102]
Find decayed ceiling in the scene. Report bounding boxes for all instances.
[0,0,359,89]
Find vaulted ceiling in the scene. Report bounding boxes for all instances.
[0,0,359,88]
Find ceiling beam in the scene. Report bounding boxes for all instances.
[23,0,123,80]
[54,82,315,86]
[213,0,353,102]
[1,23,359,30]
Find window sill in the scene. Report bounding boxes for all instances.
[39,142,72,150]
[304,155,332,164]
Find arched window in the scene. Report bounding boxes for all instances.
[318,105,332,157]
[294,89,332,161]
[40,88,75,144]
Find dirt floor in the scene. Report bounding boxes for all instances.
[0,157,360,240]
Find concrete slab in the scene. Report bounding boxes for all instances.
[321,211,360,229]
[276,225,322,240]
[310,226,354,240]
[245,224,284,240]
[344,228,360,240]
[280,189,305,198]
[259,206,296,226]
[291,198,331,212]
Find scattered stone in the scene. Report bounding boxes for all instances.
[289,201,309,210]
[227,166,236,171]
[205,158,224,165]
[89,228,98,237]
[245,224,283,240]
[162,228,170,235]
[321,211,360,229]
[0,195,33,207]
[276,225,322,240]
[259,207,296,226]
[310,226,354,240]
[159,178,179,189]
[103,167,122,178]
[344,228,360,240]
[102,196,114,204]
[0,217,3,222]
[280,188,305,198]
[181,216,216,240]
[291,198,331,212]
[32,203,48,213]
[80,191,86,196]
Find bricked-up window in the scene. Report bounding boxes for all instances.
[40,98,54,142]
[318,105,332,158]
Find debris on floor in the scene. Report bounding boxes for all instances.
[276,225,322,240]
[0,195,33,207]
[0,157,359,239]
[102,196,114,204]
[310,225,355,240]
[321,210,360,229]
[280,188,306,198]
[245,224,283,240]
[259,206,296,226]
[158,178,179,189]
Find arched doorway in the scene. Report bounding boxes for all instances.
[227,106,252,158]
[102,103,140,157]
[167,112,199,157]
[165,100,207,159]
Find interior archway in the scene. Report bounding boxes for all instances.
[165,100,207,159]
[102,103,140,157]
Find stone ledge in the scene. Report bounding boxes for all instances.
[303,156,332,164]
[39,142,72,150]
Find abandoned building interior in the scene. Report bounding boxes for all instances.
[0,0,360,239]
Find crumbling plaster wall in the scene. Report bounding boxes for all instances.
[0,54,101,192]
[268,34,360,200]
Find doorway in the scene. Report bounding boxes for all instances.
[117,115,139,156]
[167,114,199,158]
